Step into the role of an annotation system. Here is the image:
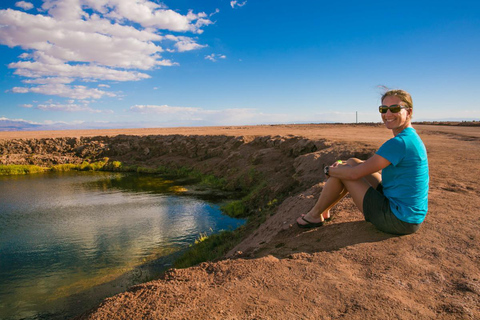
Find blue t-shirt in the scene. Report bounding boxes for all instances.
[376,127,429,224]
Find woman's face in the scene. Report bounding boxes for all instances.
[381,95,412,134]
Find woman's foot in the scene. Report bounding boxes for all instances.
[296,212,324,228]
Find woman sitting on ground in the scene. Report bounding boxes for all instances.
[297,89,429,235]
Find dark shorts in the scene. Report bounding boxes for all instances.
[363,184,421,235]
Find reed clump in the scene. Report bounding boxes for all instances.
[174,228,245,269]
[0,164,48,175]
[1,158,112,175]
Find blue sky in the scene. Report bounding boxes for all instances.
[1,0,479,130]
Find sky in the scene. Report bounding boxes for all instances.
[0,0,479,130]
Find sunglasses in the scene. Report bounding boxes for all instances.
[378,105,409,114]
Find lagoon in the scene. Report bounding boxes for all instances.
[0,171,244,320]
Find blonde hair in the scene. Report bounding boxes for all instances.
[381,89,413,109]
[381,88,413,119]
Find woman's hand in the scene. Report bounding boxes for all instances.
[327,160,350,179]
[324,160,343,178]
[331,160,343,168]
[329,155,390,181]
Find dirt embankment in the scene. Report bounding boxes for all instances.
[1,124,479,319]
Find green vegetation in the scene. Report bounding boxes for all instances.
[200,173,227,189]
[1,158,113,175]
[194,232,210,244]
[0,164,48,175]
[153,165,227,190]
[102,160,126,171]
[50,164,78,172]
[222,200,246,218]
[174,228,245,269]
[51,160,108,172]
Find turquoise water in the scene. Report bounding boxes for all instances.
[0,171,244,320]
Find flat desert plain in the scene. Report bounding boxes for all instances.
[3,124,480,319]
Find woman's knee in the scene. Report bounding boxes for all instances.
[346,158,364,167]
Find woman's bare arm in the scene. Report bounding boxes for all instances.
[329,154,390,180]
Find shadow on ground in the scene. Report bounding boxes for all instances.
[255,220,396,258]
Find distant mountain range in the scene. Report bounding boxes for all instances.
[0,118,158,131]
[415,117,479,122]
[0,118,43,131]
[0,118,115,131]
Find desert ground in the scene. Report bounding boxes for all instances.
[2,123,479,319]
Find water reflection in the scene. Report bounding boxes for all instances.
[0,171,244,320]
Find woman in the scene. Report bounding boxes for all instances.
[296,89,429,235]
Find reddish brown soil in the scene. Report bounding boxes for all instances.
[4,124,480,319]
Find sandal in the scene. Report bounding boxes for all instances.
[323,209,333,222]
[297,216,324,228]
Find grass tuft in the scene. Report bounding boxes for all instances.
[0,164,48,175]
[1,158,110,175]
[50,164,78,172]
[221,200,246,218]
[194,232,209,245]
[174,228,244,269]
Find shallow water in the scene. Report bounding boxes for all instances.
[0,171,244,320]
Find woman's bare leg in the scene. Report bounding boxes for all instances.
[301,177,348,223]
[347,158,382,189]
[297,158,381,225]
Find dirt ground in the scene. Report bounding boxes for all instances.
[4,124,479,319]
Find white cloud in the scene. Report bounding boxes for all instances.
[11,87,29,93]
[84,1,212,33]
[12,84,116,99]
[36,101,112,113]
[175,40,207,52]
[205,54,226,62]
[12,99,115,114]
[23,77,75,84]
[129,104,297,125]
[0,116,34,123]
[15,1,34,10]
[166,36,207,52]
[131,104,201,117]
[0,11,167,70]
[0,1,212,99]
[9,61,151,82]
[230,1,247,9]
